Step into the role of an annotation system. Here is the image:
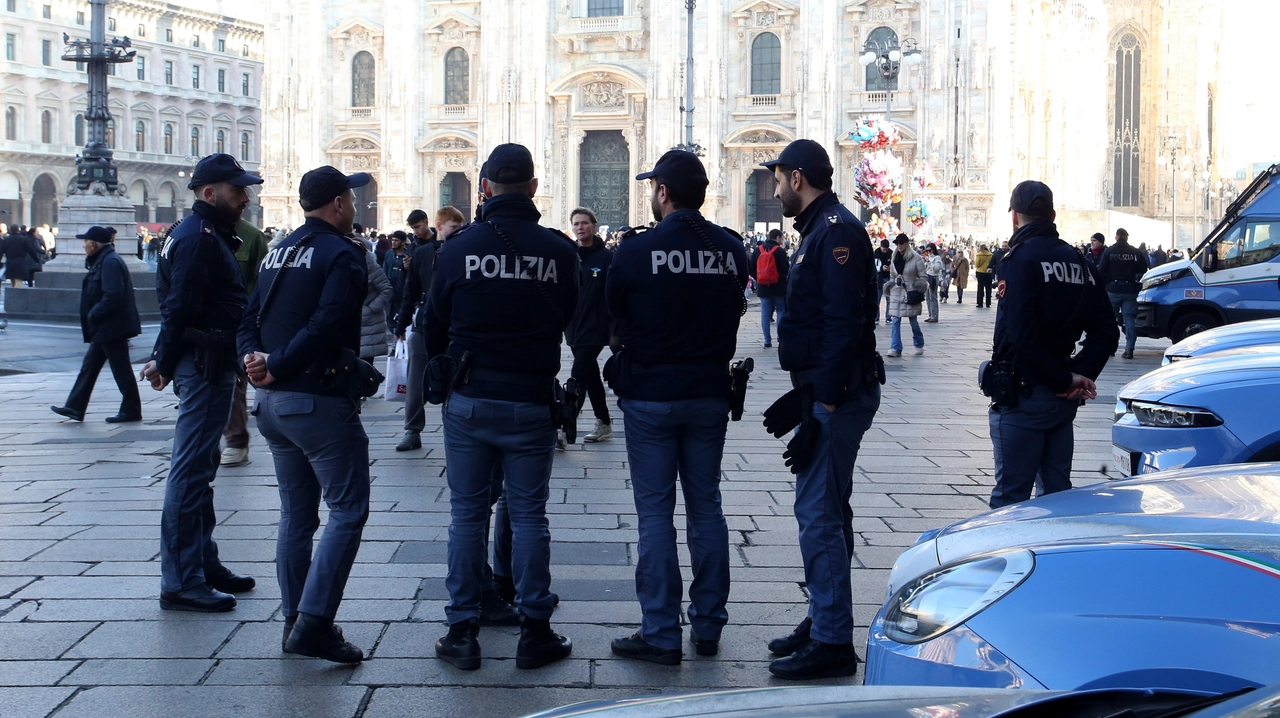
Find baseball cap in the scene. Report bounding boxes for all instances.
[187,153,264,189]
[636,150,709,188]
[75,226,114,243]
[760,139,834,178]
[485,144,535,184]
[1009,180,1054,216]
[298,166,371,211]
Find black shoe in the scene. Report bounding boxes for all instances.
[767,616,811,656]
[435,617,481,670]
[763,342,772,348]
[768,639,860,680]
[206,566,256,594]
[282,615,297,653]
[159,584,236,612]
[691,633,719,657]
[493,574,516,605]
[610,632,680,665]
[51,406,84,422]
[1122,350,1134,360]
[395,431,421,451]
[105,414,142,423]
[517,616,572,669]
[479,590,520,626]
[284,613,364,664]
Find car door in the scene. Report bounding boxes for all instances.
[1204,218,1280,321]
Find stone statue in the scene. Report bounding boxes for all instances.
[968,124,985,166]
[931,43,944,91]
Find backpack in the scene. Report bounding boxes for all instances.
[756,245,781,286]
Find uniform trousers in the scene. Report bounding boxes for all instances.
[793,387,879,645]
[64,338,141,418]
[988,385,1079,509]
[255,389,370,619]
[160,356,234,593]
[620,396,731,650]
[1108,292,1139,354]
[442,392,557,623]
[570,344,611,425]
[403,329,428,433]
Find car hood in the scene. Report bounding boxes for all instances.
[1142,258,1194,282]
[1166,319,1280,359]
[933,464,1280,565]
[1118,347,1280,402]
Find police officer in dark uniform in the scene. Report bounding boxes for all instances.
[986,181,1118,509]
[759,140,881,680]
[428,144,579,671]
[237,166,373,663]
[393,209,443,452]
[1097,227,1148,359]
[139,154,261,612]
[604,150,749,665]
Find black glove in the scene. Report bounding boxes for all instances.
[782,417,819,474]
[762,388,802,437]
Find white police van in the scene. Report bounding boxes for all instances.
[1136,164,1280,342]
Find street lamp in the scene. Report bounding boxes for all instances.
[858,35,922,122]
[1157,132,1187,249]
[672,0,704,156]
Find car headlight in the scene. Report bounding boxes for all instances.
[1141,268,1188,290]
[883,550,1035,645]
[1115,399,1129,422]
[1130,400,1223,428]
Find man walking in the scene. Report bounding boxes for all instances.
[563,207,615,446]
[872,239,893,323]
[749,229,789,348]
[1097,227,1148,360]
[392,209,442,452]
[973,243,993,308]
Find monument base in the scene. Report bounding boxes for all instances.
[56,185,137,257]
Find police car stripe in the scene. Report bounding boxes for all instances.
[1146,541,1280,579]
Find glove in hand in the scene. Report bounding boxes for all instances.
[782,416,819,474]
[763,388,802,437]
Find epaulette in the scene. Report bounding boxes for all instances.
[447,222,479,240]
[823,210,844,226]
[720,225,745,242]
[620,226,649,240]
[548,227,576,246]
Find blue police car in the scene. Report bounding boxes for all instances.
[1162,317,1280,365]
[1112,347,1280,475]
[862,464,1280,692]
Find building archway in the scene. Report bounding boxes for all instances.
[578,130,629,229]
[32,174,58,227]
[156,182,177,224]
[439,172,472,222]
[745,169,782,231]
[354,175,378,230]
[0,172,21,224]
[129,180,149,223]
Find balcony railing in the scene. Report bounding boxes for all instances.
[751,94,779,107]
[849,91,914,113]
[336,107,381,124]
[431,104,476,122]
[732,94,794,116]
[555,13,646,53]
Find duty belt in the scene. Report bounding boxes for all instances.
[629,361,728,376]
[462,366,556,393]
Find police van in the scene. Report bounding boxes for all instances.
[1135,164,1280,342]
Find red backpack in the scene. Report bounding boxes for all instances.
[757,245,781,286]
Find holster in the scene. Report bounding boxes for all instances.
[182,328,235,382]
[425,351,471,405]
[729,357,755,421]
[602,349,629,393]
[979,359,1023,409]
[862,353,887,392]
[305,347,384,402]
[559,377,583,443]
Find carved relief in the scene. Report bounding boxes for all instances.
[444,155,466,168]
[581,80,627,109]
[434,138,472,150]
[339,138,378,151]
[965,208,987,227]
[740,130,783,144]
[351,29,372,46]
[346,155,380,171]
[756,11,776,26]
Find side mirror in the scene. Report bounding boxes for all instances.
[1203,243,1219,273]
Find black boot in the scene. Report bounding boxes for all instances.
[435,617,481,670]
[767,616,811,656]
[205,565,256,594]
[284,613,364,664]
[282,615,297,653]
[611,632,681,665]
[768,639,860,680]
[159,584,235,613]
[516,616,571,669]
[479,590,520,626]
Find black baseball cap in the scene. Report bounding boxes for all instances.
[1091,232,1105,242]
[479,160,490,181]
[187,153,264,189]
[760,139,834,178]
[1009,180,1054,216]
[298,166,371,211]
[485,144,535,184]
[636,150,709,188]
[76,226,114,243]
[893,234,911,245]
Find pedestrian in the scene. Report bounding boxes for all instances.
[922,244,942,322]
[238,165,374,663]
[990,239,1009,281]
[51,226,143,424]
[886,234,926,357]
[359,250,392,362]
[1085,232,1105,271]
[381,231,410,327]
[391,208,442,452]
[604,150,749,666]
[759,139,881,680]
[985,181,1118,509]
[872,238,893,324]
[428,143,578,671]
[938,249,952,303]
[1151,244,1167,267]
[2,225,40,287]
[749,228,789,347]
[139,153,261,612]
[974,243,994,307]
[1097,227,1148,360]
[951,249,970,304]
[220,219,269,468]
[563,207,615,446]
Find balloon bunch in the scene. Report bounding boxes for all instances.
[906,199,933,229]
[853,150,905,210]
[849,117,901,151]
[912,164,933,190]
[865,212,901,241]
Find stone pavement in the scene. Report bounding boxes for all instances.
[0,297,1169,718]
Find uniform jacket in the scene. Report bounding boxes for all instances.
[777,192,878,407]
[605,209,749,402]
[80,243,141,344]
[992,221,1120,393]
[233,220,269,296]
[1098,241,1149,295]
[564,239,614,348]
[237,217,368,396]
[360,251,393,360]
[395,236,442,336]
[748,239,790,299]
[153,201,248,378]
[888,249,927,319]
[990,246,1008,276]
[951,255,970,289]
[425,192,580,403]
[974,249,993,273]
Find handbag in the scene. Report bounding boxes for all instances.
[906,289,925,305]
[383,339,409,402]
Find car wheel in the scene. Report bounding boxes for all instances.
[1170,312,1219,343]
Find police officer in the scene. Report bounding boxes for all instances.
[604,150,749,665]
[139,154,260,612]
[759,139,881,680]
[392,208,442,452]
[1097,227,1148,359]
[235,166,372,663]
[429,144,579,671]
[987,181,1118,509]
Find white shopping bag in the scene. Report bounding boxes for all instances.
[384,339,409,402]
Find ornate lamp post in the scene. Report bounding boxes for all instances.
[858,35,922,122]
[673,0,704,156]
[61,0,135,191]
[1156,131,1187,249]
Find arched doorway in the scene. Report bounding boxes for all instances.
[0,173,21,224]
[745,169,782,231]
[32,174,58,227]
[579,130,629,229]
[439,172,472,223]
[129,180,149,223]
[156,183,177,224]
[353,175,378,230]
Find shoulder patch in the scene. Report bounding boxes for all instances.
[826,212,843,226]
[833,246,850,265]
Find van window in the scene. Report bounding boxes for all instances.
[1218,220,1280,270]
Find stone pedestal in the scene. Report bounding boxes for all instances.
[56,185,137,257]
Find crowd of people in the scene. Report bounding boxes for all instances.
[0,223,56,286]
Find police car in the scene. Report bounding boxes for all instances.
[1162,317,1280,364]
[1112,346,1280,476]
[1135,164,1280,342]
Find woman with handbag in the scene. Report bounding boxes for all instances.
[887,233,926,357]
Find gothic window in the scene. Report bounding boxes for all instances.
[588,0,624,16]
[163,123,173,154]
[240,132,249,161]
[751,33,781,95]
[216,129,225,154]
[1112,32,1141,207]
[105,118,115,149]
[135,120,145,151]
[351,51,375,107]
[74,114,84,145]
[189,125,200,156]
[445,48,469,105]
[864,27,899,92]
[579,130,630,229]
[41,110,52,143]
[5,106,16,140]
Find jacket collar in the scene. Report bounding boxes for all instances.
[1009,220,1058,248]
[84,242,116,269]
[793,191,840,237]
[480,193,542,223]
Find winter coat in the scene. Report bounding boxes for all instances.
[564,239,614,347]
[80,243,141,344]
[974,249,993,274]
[951,255,970,289]
[887,249,927,318]
[748,239,790,299]
[923,254,944,278]
[2,232,41,282]
[359,251,393,360]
